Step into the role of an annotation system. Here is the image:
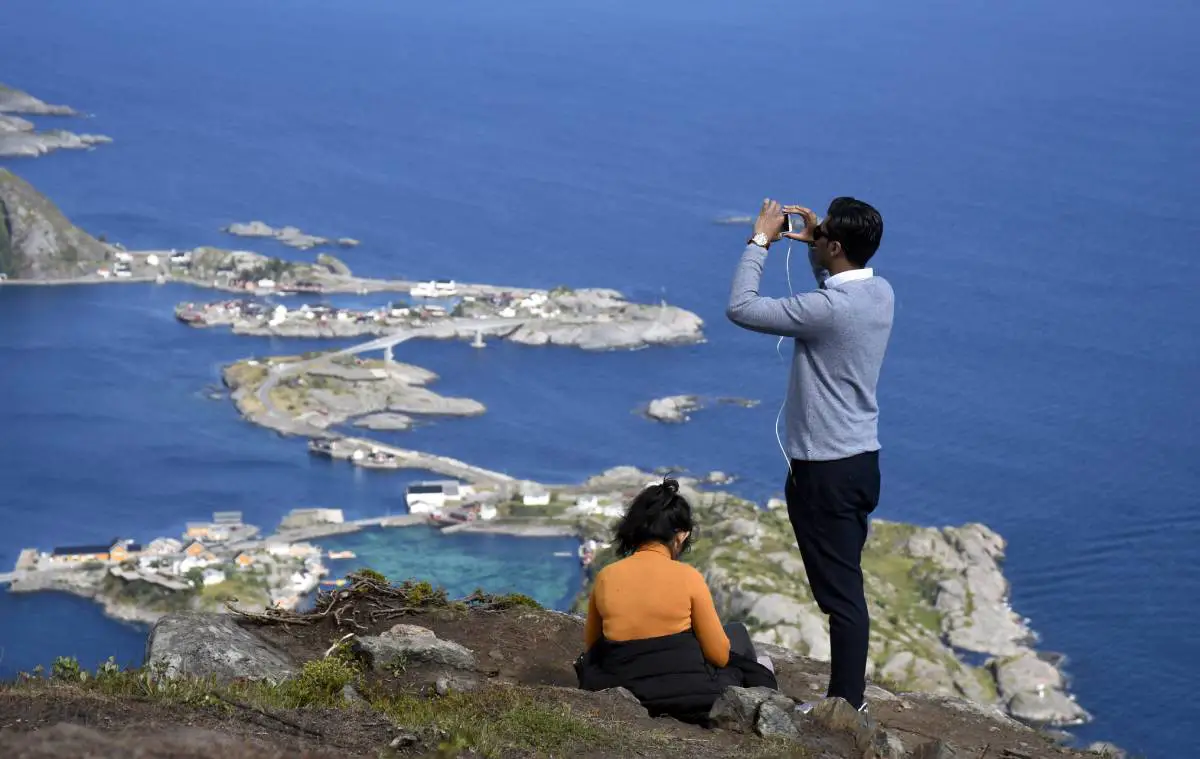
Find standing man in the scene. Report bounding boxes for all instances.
[726,197,893,712]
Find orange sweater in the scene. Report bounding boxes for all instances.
[583,542,731,667]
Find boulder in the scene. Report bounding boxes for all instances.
[644,395,700,423]
[708,686,794,733]
[911,739,960,759]
[353,623,476,671]
[805,697,876,750]
[871,728,907,759]
[145,612,297,684]
[754,701,801,741]
[1006,688,1091,726]
[1086,741,1128,758]
[434,672,482,696]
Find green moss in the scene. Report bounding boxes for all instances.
[489,592,542,610]
[374,689,611,758]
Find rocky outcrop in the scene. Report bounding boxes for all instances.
[0,169,112,279]
[222,221,359,250]
[0,83,111,159]
[145,612,298,683]
[571,469,1088,728]
[0,128,112,158]
[641,395,757,423]
[645,395,700,423]
[351,623,477,671]
[0,83,78,115]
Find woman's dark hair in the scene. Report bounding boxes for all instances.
[613,477,695,557]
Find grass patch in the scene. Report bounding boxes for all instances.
[374,688,611,758]
[197,572,270,609]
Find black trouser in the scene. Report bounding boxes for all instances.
[784,450,880,709]
[723,622,757,660]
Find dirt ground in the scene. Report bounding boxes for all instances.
[0,584,1098,759]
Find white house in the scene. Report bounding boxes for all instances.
[478,504,498,520]
[521,483,551,507]
[144,537,183,556]
[200,568,227,587]
[405,480,464,513]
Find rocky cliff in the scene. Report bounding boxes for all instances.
[0,168,112,279]
[0,575,1116,759]
[570,469,1090,728]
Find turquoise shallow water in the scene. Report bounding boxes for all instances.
[317,527,582,610]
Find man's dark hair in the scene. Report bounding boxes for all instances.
[825,197,883,267]
[613,477,695,557]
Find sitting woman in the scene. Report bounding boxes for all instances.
[576,478,777,723]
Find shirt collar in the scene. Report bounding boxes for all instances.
[824,268,874,289]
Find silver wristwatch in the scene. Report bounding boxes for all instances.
[749,232,770,248]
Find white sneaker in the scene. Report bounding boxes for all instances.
[794,698,870,715]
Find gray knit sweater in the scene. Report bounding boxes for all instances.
[726,244,894,462]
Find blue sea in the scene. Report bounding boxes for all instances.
[2,0,1197,755]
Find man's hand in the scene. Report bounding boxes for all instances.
[781,205,819,243]
[752,198,787,244]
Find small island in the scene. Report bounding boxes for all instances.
[0,83,112,159]
[222,353,484,437]
[642,394,760,423]
[223,220,360,250]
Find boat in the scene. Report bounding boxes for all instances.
[327,550,356,560]
[428,506,477,527]
[552,551,573,558]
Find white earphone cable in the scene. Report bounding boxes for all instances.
[774,240,794,475]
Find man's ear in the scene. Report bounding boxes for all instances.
[829,241,845,261]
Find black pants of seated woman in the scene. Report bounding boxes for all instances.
[576,622,775,724]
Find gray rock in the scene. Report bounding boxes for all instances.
[0,113,34,133]
[0,83,77,115]
[317,252,351,276]
[389,732,419,749]
[644,395,700,423]
[1006,688,1091,726]
[871,728,906,759]
[145,612,297,684]
[354,623,476,671]
[0,169,111,279]
[864,683,901,703]
[352,412,414,431]
[341,683,366,704]
[600,686,643,706]
[805,697,876,750]
[754,701,801,741]
[223,221,277,238]
[708,686,794,733]
[911,739,959,759]
[434,673,481,696]
[1086,741,1127,758]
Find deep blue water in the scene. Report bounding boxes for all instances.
[2,0,1198,755]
